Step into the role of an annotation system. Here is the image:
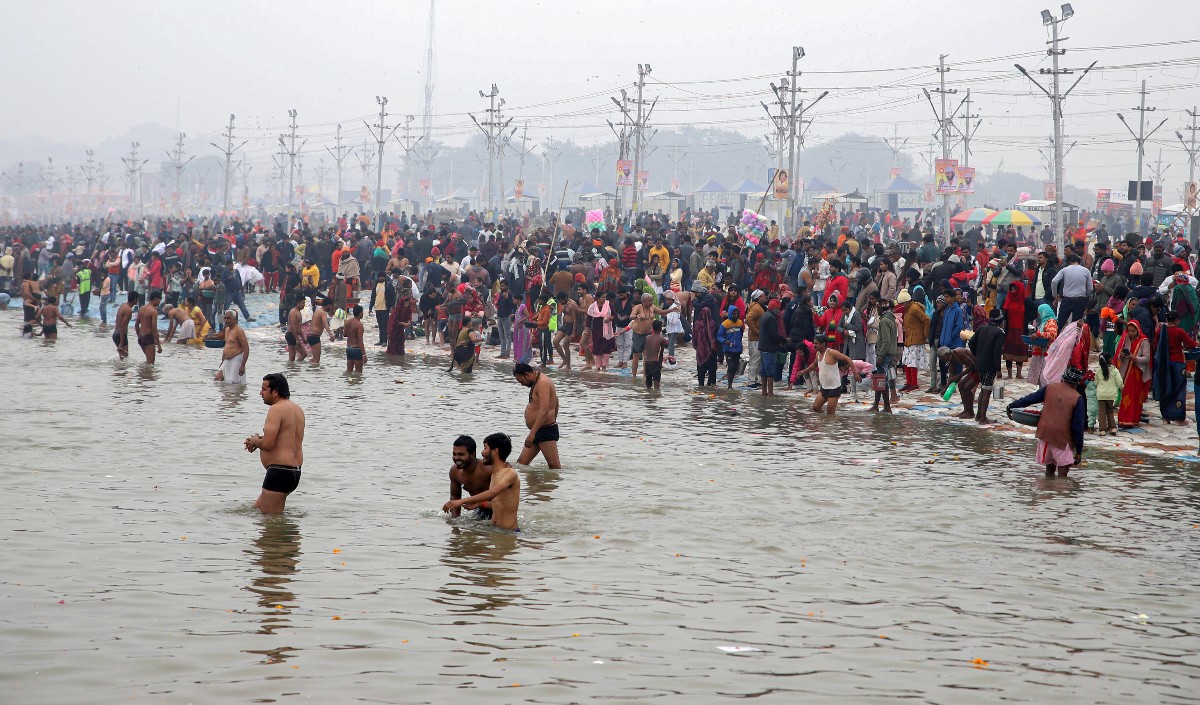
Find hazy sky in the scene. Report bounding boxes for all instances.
[3,0,1198,196]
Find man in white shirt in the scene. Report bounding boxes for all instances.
[1050,253,1093,325]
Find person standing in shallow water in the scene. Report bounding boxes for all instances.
[513,362,561,469]
[443,432,520,531]
[244,373,305,514]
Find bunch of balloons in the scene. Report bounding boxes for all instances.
[738,209,769,246]
[585,209,606,231]
[1018,192,1032,203]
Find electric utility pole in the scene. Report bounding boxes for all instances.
[279,109,305,212]
[120,143,147,217]
[393,114,423,205]
[609,89,632,216]
[210,114,246,215]
[630,63,657,217]
[166,132,194,214]
[365,96,400,229]
[883,125,910,171]
[1117,80,1168,234]
[784,46,826,236]
[1176,108,1200,236]
[81,149,97,195]
[923,55,958,237]
[469,84,512,213]
[325,123,354,212]
[1016,5,1095,246]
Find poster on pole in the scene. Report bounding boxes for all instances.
[616,160,633,187]
[1152,183,1162,216]
[538,183,547,196]
[515,179,524,199]
[670,178,681,193]
[419,179,430,196]
[923,183,936,203]
[890,167,902,179]
[1043,182,1056,201]
[1186,182,1198,210]
[935,158,958,193]
[1096,188,1111,212]
[773,169,790,200]
[360,186,370,204]
[957,167,975,194]
[636,171,649,191]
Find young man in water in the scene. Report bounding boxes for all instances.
[643,319,667,390]
[344,305,365,374]
[36,295,71,340]
[513,362,561,468]
[443,432,520,531]
[309,297,331,364]
[244,373,306,514]
[286,297,307,362]
[112,291,137,359]
[447,435,494,520]
[136,290,163,363]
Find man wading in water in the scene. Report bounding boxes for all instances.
[513,362,561,468]
[244,373,305,513]
[443,432,520,531]
[446,435,494,521]
[216,310,249,383]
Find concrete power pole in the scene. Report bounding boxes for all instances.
[609,89,632,216]
[630,63,657,218]
[1117,80,1168,234]
[469,84,512,214]
[210,114,246,216]
[922,55,957,237]
[120,143,147,217]
[1016,6,1095,247]
[279,109,306,213]
[1176,108,1200,238]
[325,123,354,213]
[393,115,423,207]
[166,132,194,215]
[365,96,400,230]
[784,47,825,236]
[883,125,910,171]
[81,150,97,196]
[952,90,981,208]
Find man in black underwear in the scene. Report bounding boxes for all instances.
[136,290,163,363]
[286,297,307,362]
[513,362,562,468]
[446,435,494,520]
[113,291,138,359]
[244,373,306,514]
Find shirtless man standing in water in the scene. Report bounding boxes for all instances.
[308,298,331,364]
[513,362,561,468]
[244,373,305,514]
[136,290,163,363]
[286,297,307,362]
[444,432,520,531]
[216,310,249,383]
[113,291,137,359]
[343,305,365,374]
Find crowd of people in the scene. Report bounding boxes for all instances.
[4,203,1199,474]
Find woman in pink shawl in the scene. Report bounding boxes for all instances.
[587,290,616,371]
[693,306,718,386]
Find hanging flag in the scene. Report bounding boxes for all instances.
[617,160,633,187]
[773,169,789,200]
[934,159,958,194]
[957,167,975,194]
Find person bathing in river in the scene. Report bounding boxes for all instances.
[1007,365,1087,477]
[447,435,494,521]
[443,432,520,531]
[244,373,306,513]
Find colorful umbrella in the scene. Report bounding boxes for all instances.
[950,207,997,224]
[983,209,1042,226]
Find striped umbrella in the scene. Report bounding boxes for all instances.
[950,207,997,224]
[983,209,1042,226]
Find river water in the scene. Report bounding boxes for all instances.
[2,299,1198,704]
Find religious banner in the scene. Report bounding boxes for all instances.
[1043,181,1057,201]
[1186,182,1198,210]
[360,186,370,203]
[419,179,431,196]
[616,160,633,187]
[637,170,649,191]
[670,178,681,193]
[515,179,525,199]
[935,158,958,194]
[538,183,547,196]
[1152,183,1163,216]
[1096,188,1111,212]
[957,167,975,194]
[923,183,935,203]
[773,168,790,200]
[890,167,902,179]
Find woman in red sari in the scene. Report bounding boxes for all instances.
[1001,281,1030,379]
[1116,320,1152,428]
